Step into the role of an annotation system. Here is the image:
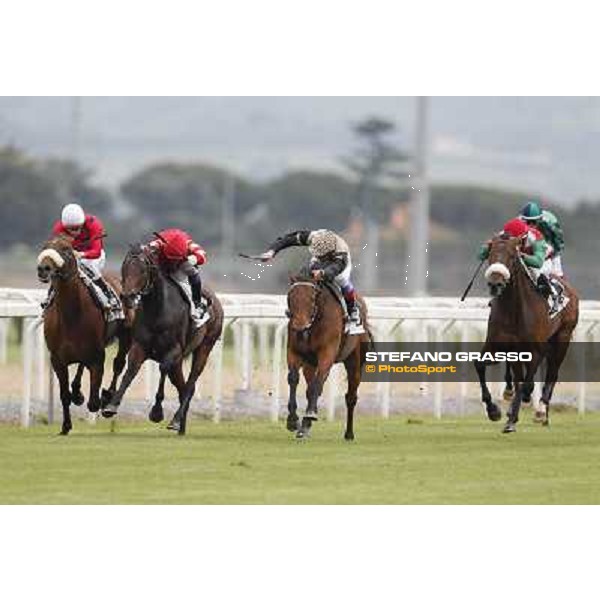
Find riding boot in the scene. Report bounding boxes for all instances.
[536,273,552,299]
[344,295,364,335]
[93,276,121,311]
[189,271,204,314]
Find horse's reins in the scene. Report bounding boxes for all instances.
[288,281,320,331]
[124,248,158,300]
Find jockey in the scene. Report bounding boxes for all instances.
[48,202,119,312]
[478,218,560,311]
[520,200,565,277]
[258,229,365,335]
[148,228,209,328]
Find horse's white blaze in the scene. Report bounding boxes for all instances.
[37,249,65,269]
[484,262,510,282]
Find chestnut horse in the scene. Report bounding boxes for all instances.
[36,236,130,435]
[286,273,373,440]
[101,244,224,435]
[475,234,579,433]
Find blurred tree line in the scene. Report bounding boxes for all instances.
[1,144,599,297]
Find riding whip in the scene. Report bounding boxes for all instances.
[460,258,486,302]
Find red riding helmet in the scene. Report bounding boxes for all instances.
[156,229,190,261]
[502,218,529,239]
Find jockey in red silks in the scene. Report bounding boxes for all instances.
[46,202,120,312]
[148,228,209,328]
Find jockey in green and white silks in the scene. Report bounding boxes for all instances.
[258,229,365,335]
[520,200,565,277]
[478,218,563,313]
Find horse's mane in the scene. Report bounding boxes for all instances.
[289,267,315,284]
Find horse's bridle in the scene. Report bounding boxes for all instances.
[287,281,321,332]
[123,247,158,304]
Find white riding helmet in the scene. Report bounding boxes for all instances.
[61,203,85,228]
[309,229,337,258]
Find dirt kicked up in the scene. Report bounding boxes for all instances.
[1,412,600,504]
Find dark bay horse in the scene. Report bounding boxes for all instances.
[101,245,224,435]
[37,236,130,435]
[475,235,579,433]
[286,273,373,440]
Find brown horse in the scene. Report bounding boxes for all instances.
[101,244,224,435]
[36,236,130,435]
[475,234,579,433]
[285,273,373,440]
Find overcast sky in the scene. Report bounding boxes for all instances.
[1,96,599,205]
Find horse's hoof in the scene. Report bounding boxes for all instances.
[304,410,318,422]
[59,425,71,436]
[502,389,515,402]
[71,390,85,406]
[100,389,113,408]
[542,420,550,427]
[87,399,101,413]
[286,417,299,432]
[533,410,546,423]
[166,419,181,432]
[502,423,517,434]
[344,431,355,441]
[101,405,118,418]
[486,403,502,422]
[296,429,310,440]
[149,405,164,423]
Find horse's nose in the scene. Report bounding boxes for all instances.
[37,264,50,281]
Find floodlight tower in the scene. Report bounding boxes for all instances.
[408,96,430,296]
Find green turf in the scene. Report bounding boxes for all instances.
[1,411,600,504]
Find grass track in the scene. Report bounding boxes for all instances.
[2,412,600,504]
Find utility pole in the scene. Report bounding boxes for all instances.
[221,175,236,257]
[408,96,430,296]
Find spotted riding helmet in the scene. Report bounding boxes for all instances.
[308,230,337,258]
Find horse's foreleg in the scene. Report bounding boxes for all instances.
[503,363,515,401]
[70,363,85,406]
[305,352,336,421]
[297,365,316,439]
[504,354,542,433]
[286,350,301,432]
[149,370,167,423]
[102,331,130,405]
[474,359,502,421]
[101,343,146,418]
[343,349,361,441]
[51,356,72,435]
[87,354,105,413]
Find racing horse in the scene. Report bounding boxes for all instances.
[286,271,373,440]
[474,234,579,433]
[36,236,130,435]
[101,244,224,435]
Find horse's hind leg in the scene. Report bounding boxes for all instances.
[51,357,72,435]
[166,362,189,434]
[504,353,543,433]
[176,340,216,435]
[149,370,167,423]
[474,359,501,421]
[71,363,85,406]
[87,354,105,413]
[343,349,361,441]
[539,334,571,426]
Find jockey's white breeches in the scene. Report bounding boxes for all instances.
[551,255,564,277]
[80,250,106,277]
[530,258,553,282]
[169,267,194,306]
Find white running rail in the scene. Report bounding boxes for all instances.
[2,288,600,427]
